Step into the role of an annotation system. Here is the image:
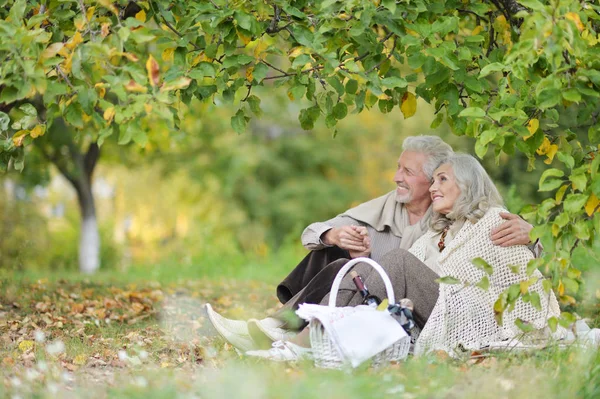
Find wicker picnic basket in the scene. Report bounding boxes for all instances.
[306,257,411,369]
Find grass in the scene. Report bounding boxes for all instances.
[1,258,599,398]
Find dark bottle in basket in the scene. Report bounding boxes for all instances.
[350,271,381,308]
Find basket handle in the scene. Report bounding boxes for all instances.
[328,257,395,307]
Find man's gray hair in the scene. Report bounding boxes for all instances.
[402,136,454,179]
[431,153,504,231]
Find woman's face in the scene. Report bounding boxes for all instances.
[429,163,461,215]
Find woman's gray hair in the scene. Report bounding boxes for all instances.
[431,153,504,231]
[402,136,454,179]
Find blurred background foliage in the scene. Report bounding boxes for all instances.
[0,85,549,281]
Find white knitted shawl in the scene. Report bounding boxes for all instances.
[409,207,563,355]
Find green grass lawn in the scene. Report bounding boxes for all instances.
[1,264,599,398]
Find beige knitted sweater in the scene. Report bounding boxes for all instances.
[409,207,563,355]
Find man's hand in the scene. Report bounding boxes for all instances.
[322,225,369,253]
[348,226,371,258]
[491,212,533,247]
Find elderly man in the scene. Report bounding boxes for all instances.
[207,136,534,351]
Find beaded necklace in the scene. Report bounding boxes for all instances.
[437,225,450,252]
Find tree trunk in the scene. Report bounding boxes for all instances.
[39,136,102,274]
[75,175,100,274]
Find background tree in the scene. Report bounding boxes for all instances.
[0,0,598,327]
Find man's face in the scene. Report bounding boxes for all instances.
[393,151,432,205]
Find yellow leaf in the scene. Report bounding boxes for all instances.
[552,223,560,237]
[94,83,107,99]
[146,55,160,87]
[253,37,269,58]
[74,16,86,31]
[400,92,417,119]
[237,28,251,45]
[122,52,139,62]
[65,32,84,50]
[30,124,46,138]
[565,12,584,32]
[288,47,306,58]
[103,107,115,124]
[162,48,175,62]
[12,130,29,147]
[520,281,529,295]
[246,66,254,82]
[558,280,565,296]
[585,193,599,216]
[472,25,484,36]
[135,10,146,23]
[544,144,558,164]
[536,137,551,155]
[41,43,64,60]
[525,118,539,139]
[160,77,191,92]
[125,80,148,93]
[18,340,34,352]
[494,15,508,33]
[73,354,87,365]
[144,103,153,114]
[101,22,111,38]
[97,0,119,15]
[555,184,568,203]
[86,6,95,22]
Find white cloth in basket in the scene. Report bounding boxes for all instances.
[296,303,409,367]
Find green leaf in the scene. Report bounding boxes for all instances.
[0,112,9,131]
[507,283,521,303]
[570,173,587,191]
[562,89,581,103]
[459,107,486,118]
[332,102,348,120]
[515,318,535,333]
[437,276,461,285]
[326,77,345,96]
[378,99,394,114]
[345,79,358,95]
[247,95,262,116]
[518,0,546,11]
[479,63,505,78]
[589,125,600,145]
[292,54,312,68]
[537,89,562,109]
[539,169,565,192]
[234,11,253,31]
[563,193,589,214]
[298,106,321,130]
[231,109,248,134]
[381,76,408,88]
[548,316,558,332]
[382,0,396,14]
[529,292,542,311]
[476,275,490,291]
[472,257,494,275]
[252,63,269,83]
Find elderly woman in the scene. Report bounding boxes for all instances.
[245,153,562,360]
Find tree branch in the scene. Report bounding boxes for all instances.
[83,142,100,179]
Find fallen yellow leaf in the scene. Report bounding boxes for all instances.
[73,354,87,365]
[18,340,35,352]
